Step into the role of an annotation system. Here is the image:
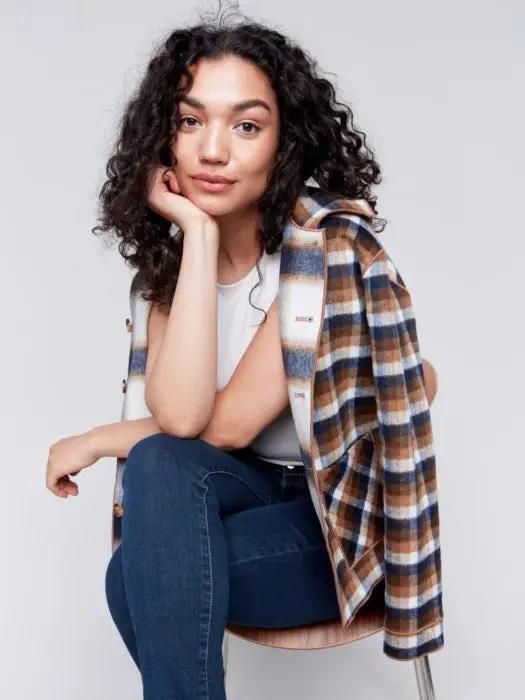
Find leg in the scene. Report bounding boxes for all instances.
[105,485,341,680]
[110,434,286,700]
[104,542,140,669]
[224,494,340,628]
[221,474,341,686]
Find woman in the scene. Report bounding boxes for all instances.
[46,16,439,699]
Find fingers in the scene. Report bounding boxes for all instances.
[162,168,180,193]
[146,165,181,219]
[46,472,78,499]
[58,476,78,498]
[150,163,178,190]
[49,481,69,498]
[147,164,170,196]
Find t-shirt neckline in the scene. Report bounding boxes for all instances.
[217,250,267,289]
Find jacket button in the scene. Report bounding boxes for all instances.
[125,318,133,332]
[113,504,123,518]
[122,378,127,393]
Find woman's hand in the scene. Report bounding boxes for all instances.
[146,164,219,236]
[45,432,99,499]
[421,358,439,405]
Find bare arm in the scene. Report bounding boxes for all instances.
[87,417,162,459]
[197,304,440,449]
[145,224,220,436]
[197,296,289,450]
[83,297,284,461]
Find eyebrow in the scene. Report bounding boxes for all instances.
[179,96,272,114]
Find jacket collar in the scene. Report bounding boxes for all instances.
[291,184,376,230]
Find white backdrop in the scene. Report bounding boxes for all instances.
[2,1,523,698]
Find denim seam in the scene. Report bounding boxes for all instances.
[200,480,212,700]
[200,469,275,506]
[229,544,328,568]
[197,469,273,698]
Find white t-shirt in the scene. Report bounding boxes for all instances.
[217,245,304,466]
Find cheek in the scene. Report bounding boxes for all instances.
[171,139,188,165]
[237,137,278,177]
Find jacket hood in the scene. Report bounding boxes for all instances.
[291,184,376,230]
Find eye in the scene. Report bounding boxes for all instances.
[177,117,261,135]
[178,116,199,128]
[234,121,261,135]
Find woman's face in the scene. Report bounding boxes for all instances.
[171,54,280,218]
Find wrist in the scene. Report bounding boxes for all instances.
[183,218,220,244]
[85,426,103,460]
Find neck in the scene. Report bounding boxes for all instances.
[215,206,262,282]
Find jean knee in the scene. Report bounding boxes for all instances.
[123,432,187,490]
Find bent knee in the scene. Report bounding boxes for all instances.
[123,433,180,484]
[123,433,203,490]
[127,432,181,463]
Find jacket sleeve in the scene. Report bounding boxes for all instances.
[361,247,444,661]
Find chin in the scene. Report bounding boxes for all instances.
[185,189,240,217]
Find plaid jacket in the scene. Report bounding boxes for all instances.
[110,184,444,661]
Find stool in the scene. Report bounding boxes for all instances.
[221,579,436,699]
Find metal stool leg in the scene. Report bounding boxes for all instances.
[414,655,436,700]
[222,630,230,683]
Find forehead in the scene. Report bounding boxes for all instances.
[184,55,277,107]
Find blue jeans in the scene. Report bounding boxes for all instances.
[104,433,340,699]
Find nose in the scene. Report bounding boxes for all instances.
[198,125,229,164]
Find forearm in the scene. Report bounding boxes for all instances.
[87,417,163,460]
[196,390,240,451]
[198,298,292,451]
[196,357,439,453]
[146,225,219,435]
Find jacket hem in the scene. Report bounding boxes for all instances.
[328,534,386,630]
[383,618,444,661]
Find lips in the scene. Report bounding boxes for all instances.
[191,173,236,184]
[191,176,236,193]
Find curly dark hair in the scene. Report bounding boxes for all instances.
[92,3,385,317]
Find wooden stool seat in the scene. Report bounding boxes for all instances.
[226,605,384,650]
[225,576,385,650]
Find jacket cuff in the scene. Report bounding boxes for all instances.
[383,619,444,661]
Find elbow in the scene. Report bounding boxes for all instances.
[229,430,251,450]
[154,412,205,439]
[145,387,206,437]
[154,404,217,439]
[212,407,250,450]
